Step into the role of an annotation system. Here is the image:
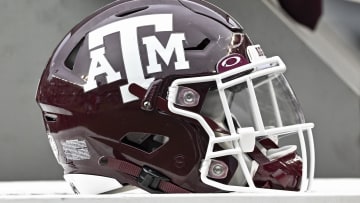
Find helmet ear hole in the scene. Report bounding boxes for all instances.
[121,133,169,153]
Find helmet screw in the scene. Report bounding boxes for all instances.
[212,164,225,176]
[183,91,195,104]
[143,101,152,110]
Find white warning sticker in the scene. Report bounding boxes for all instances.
[61,139,91,161]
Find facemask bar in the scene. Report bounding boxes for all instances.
[168,53,315,192]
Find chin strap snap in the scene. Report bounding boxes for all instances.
[98,156,190,193]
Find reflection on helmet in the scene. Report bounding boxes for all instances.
[36,0,315,194]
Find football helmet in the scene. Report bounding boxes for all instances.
[36,0,315,194]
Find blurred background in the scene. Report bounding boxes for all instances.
[0,0,358,181]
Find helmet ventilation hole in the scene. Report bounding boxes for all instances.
[185,38,210,51]
[64,37,85,70]
[44,113,58,122]
[115,6,149,18]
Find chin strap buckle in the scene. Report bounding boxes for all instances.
[138,166,169,193]
[99,156,190,193]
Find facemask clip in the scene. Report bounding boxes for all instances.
[237,127,256,153]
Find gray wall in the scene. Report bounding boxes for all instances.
[0,0,359,181]
[0,0,113,180]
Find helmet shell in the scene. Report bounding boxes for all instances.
[36,0,251,193]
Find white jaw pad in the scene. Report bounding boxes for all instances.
[64,174,123,194]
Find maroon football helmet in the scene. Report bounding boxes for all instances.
[36,0,315,194]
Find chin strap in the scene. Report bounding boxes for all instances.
[98,156,190,193]
[246,138,302,190]
[246,138,277,164]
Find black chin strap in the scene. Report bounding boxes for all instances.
[98,156,190,193]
